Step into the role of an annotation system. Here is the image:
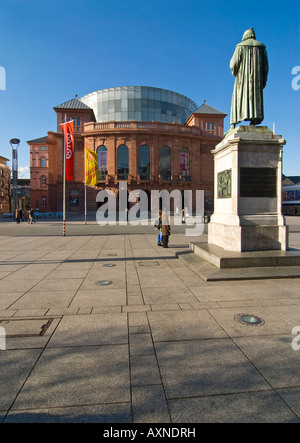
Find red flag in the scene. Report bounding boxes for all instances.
[61,120,74,181]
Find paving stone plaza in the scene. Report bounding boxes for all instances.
[0,216,300,423]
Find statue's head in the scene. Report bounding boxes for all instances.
[242,27,256,41]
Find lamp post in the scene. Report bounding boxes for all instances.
[9,138,20,219]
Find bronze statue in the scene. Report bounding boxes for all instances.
[230,28,269,129]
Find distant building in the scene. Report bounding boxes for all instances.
[17,178,31,211]
[27,136,51,211]
[282,175,300,215]
[27,86,227,213]
[0,156,11,214]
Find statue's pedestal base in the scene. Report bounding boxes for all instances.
[208,220,288,252]
[178,242,300,281]
[190,242,299,269]
[208,125,288,252]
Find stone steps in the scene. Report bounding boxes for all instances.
[176,245,300,282]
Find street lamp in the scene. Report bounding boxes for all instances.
[9,138,20,219]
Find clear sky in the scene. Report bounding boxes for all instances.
[0,0,299,177]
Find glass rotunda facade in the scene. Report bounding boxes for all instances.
[80,86,197,124]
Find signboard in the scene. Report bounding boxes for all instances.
[180,152,188,172]
[99,151,107,171]
[240,168,277,198]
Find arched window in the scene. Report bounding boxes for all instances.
[117,145,129,180]
[41,176,47,185]
[160,146,171,181]
[138,145,150,180]
[41,196,47,208]
[41,157,47,167]
[179,148,190,181]
[97,145,108,180]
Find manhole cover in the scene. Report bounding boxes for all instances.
[235,314,265,326]
[138,261,160,266]
[0,318,54,337]
[103,264,115,267]
[97,280,112,286]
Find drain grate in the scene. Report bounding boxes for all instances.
[138,261,160,267]
[103,264,115,267]
[235,313,265,327]
[0,318,54,337]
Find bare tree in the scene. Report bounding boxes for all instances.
[0,164,12,214]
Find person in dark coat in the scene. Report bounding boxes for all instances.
[29,208,35,224]
[161,211,171,248]
[15,208,20,223]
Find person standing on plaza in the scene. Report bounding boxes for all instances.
[161,210,171,248]
[29,208,35,224]
[15,208,20,223]
[181,208,185,224]
[154,209,162,246]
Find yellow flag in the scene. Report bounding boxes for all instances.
[85,149,98,185]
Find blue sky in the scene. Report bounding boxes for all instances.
[0,0,299,177]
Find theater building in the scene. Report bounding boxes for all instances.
[27,86,226,213]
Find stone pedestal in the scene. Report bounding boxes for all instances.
[208,126,287,252]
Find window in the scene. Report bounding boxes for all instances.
[41,197,47,208]
[138,145,150,180]
[74,117,80,129]
[70,190,79,206]
[160,146,171,181]
[70,195,79,206]
[203,122,215,131]
[117,145,129,180]
[67,117,81,131]
[97,145,108,180]
[41,176,47,185]
[40,146,47,151]
[41,157,47,167]
[179,148,190,181]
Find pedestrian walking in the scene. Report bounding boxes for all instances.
[29,208,35,224]
[154,209,162,246]
[181,208,185,224]
[15,208,20,223]
[161,211,171,248]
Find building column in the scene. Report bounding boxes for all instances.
[130,136,137,180]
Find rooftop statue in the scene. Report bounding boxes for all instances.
[230,28,269,129]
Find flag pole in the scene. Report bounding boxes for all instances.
[63,114,66,236]
[84,147,87,225]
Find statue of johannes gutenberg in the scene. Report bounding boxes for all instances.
[230,28,269,129]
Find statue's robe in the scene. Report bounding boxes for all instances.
[230,38,269,126]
